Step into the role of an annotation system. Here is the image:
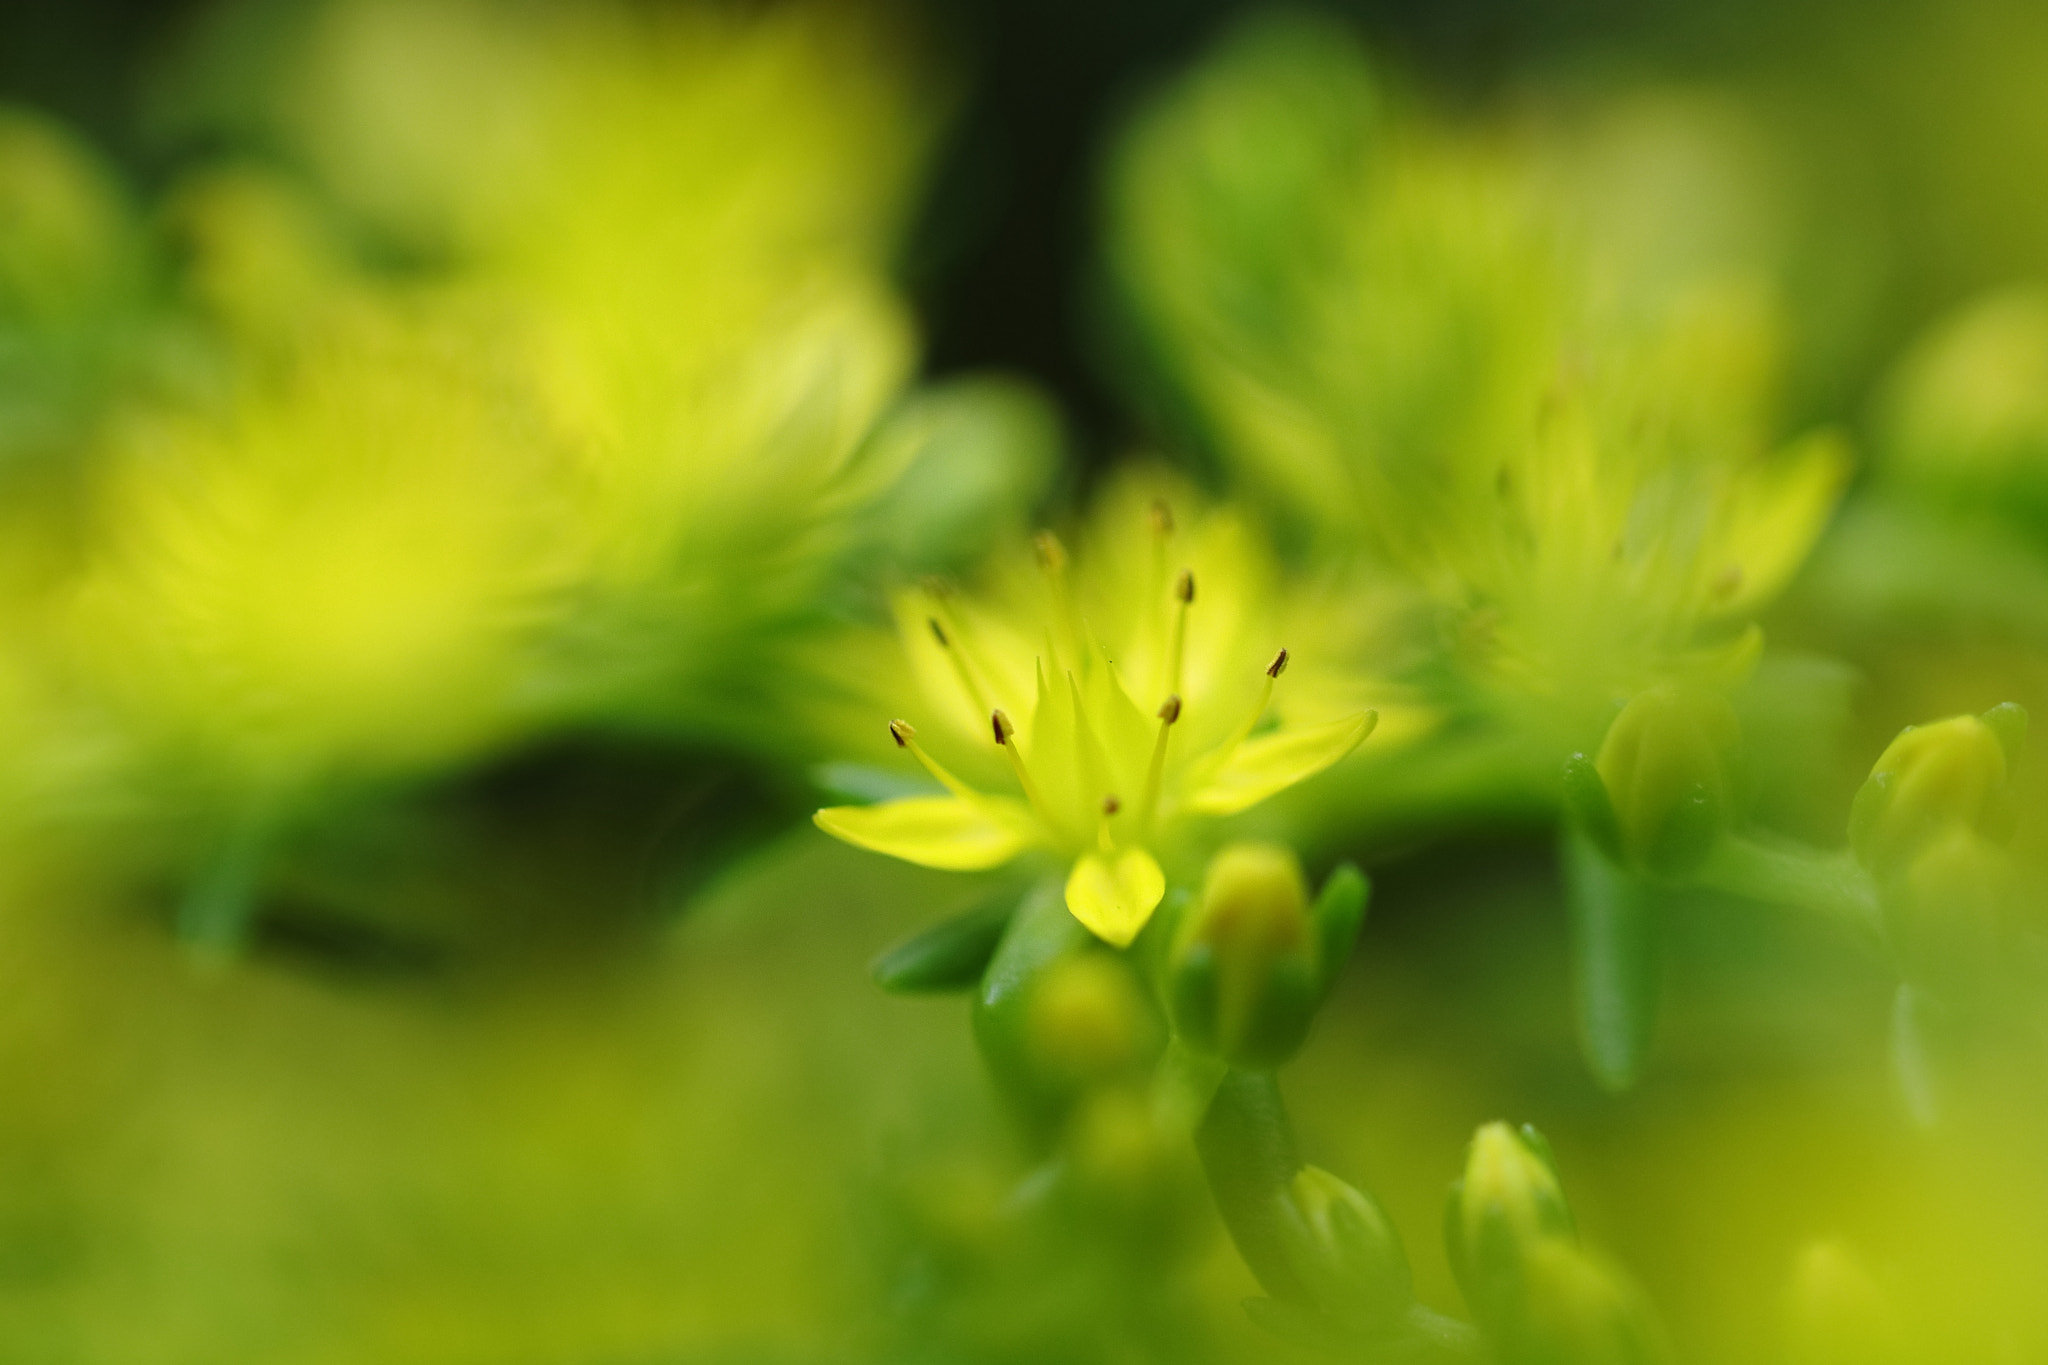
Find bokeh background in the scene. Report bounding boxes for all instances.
[2,1,2048,1362]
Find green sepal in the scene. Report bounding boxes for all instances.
[1311,862,1369,999]
[1642,781,1723,878]
[1982,701,2028,768]
[1232,955,1319,1071]
[1167,940,1222,1055]
[1516,1124,1565,1193]
[1562,828,1663,1092]
[1846,768,1891,862]
[1562,752,1625,862]
[870,894,1015,994]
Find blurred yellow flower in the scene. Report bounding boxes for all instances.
[1106,15,1848,753]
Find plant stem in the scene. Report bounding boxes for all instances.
[1692,832,1883,945]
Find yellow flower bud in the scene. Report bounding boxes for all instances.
[1849,713,2014,877]
[1594,684,1740,874]
[1448,1122,1576,1327]
[1167,844,1365,1069]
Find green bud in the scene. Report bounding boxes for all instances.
[1170,843,1339,1069]
[1594,684,1740,875]
[974,884,1158,1140]
[1275,1165,1412,1332]
[1882,825,2012,1000]
[1446,1122,1576,1330]
[1849,709,2019,876]
[1026,952,1156,1087]
[1504,1240,1669,1365]
[1065,1085,1181,1208]
[1783,1240,1906,1365]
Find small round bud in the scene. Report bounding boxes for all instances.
[1849,711,2016,876]
[1025,952,1152,1088]
[1448,1122,1576,1330]
[1593,684,1739,874]
[1275,1165,1413,1332]
[1168,843,1317,1069]
[1065,1086,1181,1210]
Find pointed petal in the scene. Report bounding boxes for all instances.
[814,797,1032,871]
[1189,711,1378,816]
[1086,636,1158,786]
[1067,670,1117,799]
[1709,431,1850,615]
[1064,847,1167,947]
[1025,656,1081,816]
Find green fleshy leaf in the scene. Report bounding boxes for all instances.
[870,895,1017,994]
[1562,828,1663,1092]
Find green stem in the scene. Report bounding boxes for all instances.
[176,814,274,964]
[1691,832,1883,945]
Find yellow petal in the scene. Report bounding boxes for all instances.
[1189,711,1377,816]
[1064,847,1167,947]
[813,797,1031,871]
[1709,430,1850,615]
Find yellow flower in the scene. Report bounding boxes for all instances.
[1105,15,1848,753]
[814,481,1379,947]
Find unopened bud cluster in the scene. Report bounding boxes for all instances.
[1166,843,1367,1070]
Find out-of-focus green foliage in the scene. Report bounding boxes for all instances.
[1,0,2048,1362]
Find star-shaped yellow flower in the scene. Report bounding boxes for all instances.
[815,483,1377,947]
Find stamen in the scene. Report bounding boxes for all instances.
[1165,568,1195,700]
[993,708,1064,837]
[1201,649,1288,781]
[888,719,988,806]
[927,614,992,716]
[1147,500,1174,661]
[1097,794,1122,854]
[1035,530,1085,676]
[1139,692,1181,831]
